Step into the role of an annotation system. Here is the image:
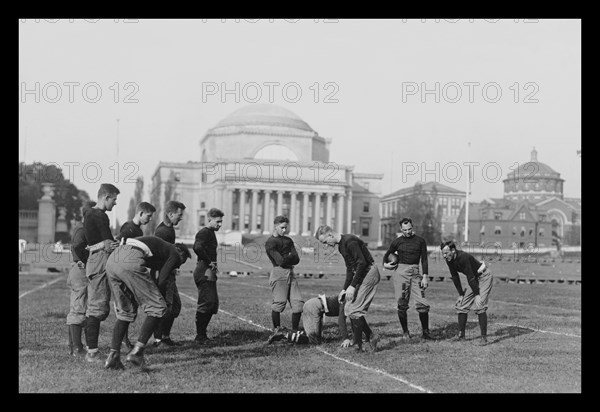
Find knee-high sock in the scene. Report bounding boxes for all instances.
[161,315,176,338]
[271,311,281,329]
[70,324,83,349]
[359,317,372,340]
[397,310,409,333]
[138,316,161,345]
[111,319,130,351]
[350,318,363,348]
[85,316,101,350]
[478,312,488,336]
[196,312,212,338]
[291,312,302,331]
[419,312,430,332]
[458,313,468,337]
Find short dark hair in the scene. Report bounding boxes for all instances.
[136,201,156,214]
[174,243,191,261]
[81,200,96,219]
[273,215,289,225]
[207,208,224,218]
[97,183,120,199]
[440,240,457,251]
[165,200,186,214]
[399,217,413,226]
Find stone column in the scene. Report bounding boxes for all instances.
[325,193,333,227]
[337,193,345,233]
[263,190,272,234]
[346,191,353,234]
[251,189,259,234]
[37,183,56,244]
[313,192,321,231]
[377,201,383,247]
[224,188,233,230]
[302,191,310,235]
[276,190,283,218]
[289,191,298,235]
[239,189,246,233]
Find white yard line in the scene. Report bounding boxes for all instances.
[19,276,64,299]
[178,291,432,392]
[493,322,581,338]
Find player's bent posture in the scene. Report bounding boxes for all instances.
[382,217,432,341]
[265,216,303,337]
[104,237,191,369]
[315,225,380,352]
[66,200,96,356]
[192,208,224,345]
[115,201,156,350]
[268,294,350,346]
[440,240,493,346]
[152,200,186,347]
[84,183,120,363]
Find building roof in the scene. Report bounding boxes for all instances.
[211,104,315,133]
[504,147,561,180]
[382,181,465,200]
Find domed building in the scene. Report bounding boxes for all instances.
[150,104,383,246]
[503,147,565,202]
[458,148,581,248]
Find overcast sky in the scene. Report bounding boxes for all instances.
[19,19,581,227]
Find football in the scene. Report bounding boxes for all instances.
[387,252,399,265]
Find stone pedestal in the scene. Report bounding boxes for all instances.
[37,183,56,244]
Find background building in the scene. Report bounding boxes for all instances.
[458,148,581,247]
[150,104,383,247]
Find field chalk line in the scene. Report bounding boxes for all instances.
[179,291,432,392]
[19,276,64,299]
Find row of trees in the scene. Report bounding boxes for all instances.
[19,162,90,234]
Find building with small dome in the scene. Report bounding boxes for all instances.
[457,148,581,248]
[150,104,383,246]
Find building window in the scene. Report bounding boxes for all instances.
[494,212,502,220]
[480,226,485,236]
[512,227,517,236]
[174,172,181,182]
[520,227,526,237]
[362,221,370,237]
[539,214,546,222]
[201,202,205,209]
[364,182,370,191]
[363,202,370,213]
[529,228,534,236]
[199,214,206,227]
[539,228,545,237]
[481,210,488,219]
[494,226,502,235]
[519,212,526,220]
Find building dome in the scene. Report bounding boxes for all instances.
[213,104,315,133]
[505,147,560,179]
[503,147,564,202]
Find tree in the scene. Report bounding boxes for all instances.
[392,182,442,246]
[19,162,90,236]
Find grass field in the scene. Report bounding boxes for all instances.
[18,244,582,393]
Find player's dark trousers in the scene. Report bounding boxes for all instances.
[193,262,219,338]
[154,275,181,339]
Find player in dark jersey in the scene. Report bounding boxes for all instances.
[265,216,303,338]
[152,200,186,347]
[83,183,120,363]
[116,202,156,241]
[66,200,95,356]
[268,294,349,346]
[440,240,494,346]
[192,208,224,345]
[103,236,191,369]
[315,225,380,352]
[382,217,433,341]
